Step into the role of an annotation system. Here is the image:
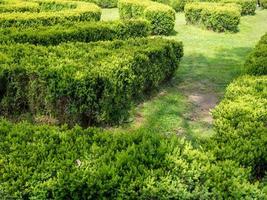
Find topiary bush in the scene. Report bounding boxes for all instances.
[221,0,256,15]
[184,2,241,32]
[0,0,101,28]
[211,75,267,178]
[73,0,118,8]
[0,38,183,126]
[245,32,267,75]
[0,119,264,199]
[118,0,175,35]
[0,19,151,45]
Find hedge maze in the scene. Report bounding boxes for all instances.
[0,0,183,126]
[0,0,266,199]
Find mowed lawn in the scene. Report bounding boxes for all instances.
[103,9,267,144]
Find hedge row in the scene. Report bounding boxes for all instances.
[245,32,267,75]
[211,75,267,178]
[0,0,101,28]
[0,119,265,199]
[157,0,255,15]
[0,38,183,126]
[259,0,267,8]
[184,2,241,32]
[71,0,118,8]
[118,0,176,35]
[0,19,151,45]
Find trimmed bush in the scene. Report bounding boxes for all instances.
[0,0,101,28]
[72,0,118,8]
[221,0,256,15]
[184,2,241,32]
[212,75,267,177]
[118,0,175,35]
[0,38,183,126]
[0,119,264,199]
[0,19,151,45]
[245,33,267,75]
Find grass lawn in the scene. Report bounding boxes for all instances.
[102,9,267,144]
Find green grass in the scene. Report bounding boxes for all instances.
[103,8,267,143]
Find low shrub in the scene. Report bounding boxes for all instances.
[184,2,241,32]
[211,75,267,177]
[0,0,101,28]
[0,19,151,45]
[0,119,264,199]
[0,38,183,126]
[245,32,267,75]
[221,0,256,15]
[72,0,118,8]
[118,0,175,35]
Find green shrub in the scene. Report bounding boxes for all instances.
[221,0,256,15]
[0,19,151,45]
[0,0,101,28]
[118,0,175,35]
[212,75,267,177]
[0,38,183,126]
[184,2,241,32]
[0,119,264,199]
[245,33,267,75]
[72,0,118,8]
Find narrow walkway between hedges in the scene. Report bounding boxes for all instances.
[102,9,267,142]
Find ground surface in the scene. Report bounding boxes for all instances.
[102,9,267,143]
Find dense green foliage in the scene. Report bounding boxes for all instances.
[118,0,175,35]
[221,0,256,15]
[0,19,151,45]
[72,0,118,8]
[0,119,265,199]
[184,2,241,32]
[154,0,255,14]
[211,75,267,178]
[0,0,101,28]
[245,32,267,75]
[0,38,183,126]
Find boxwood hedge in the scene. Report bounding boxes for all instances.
[0,38,183,126]
[0,19,151,45]
[211,75,267,178]
[0,119,264,199]
[184,2,241,32]
[0,0,101,28]
[245,32,267,75]
[72,0,118,8]
[118,0,175,35]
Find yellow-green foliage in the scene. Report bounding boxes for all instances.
[0,19,151,45]
[0,38,183,126]
[185,2,241,32]
[212,75,267,177]
[245,32,267,75]
[118,0,175,35]
[0,119,264,199]
[0,0,101,28]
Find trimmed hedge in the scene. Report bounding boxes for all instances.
[0,38,183,126]
[0,19,151,45]
[72,0,118,8]
[184,2,241,32]
[0,0,101,28]
[212,75,267,177]
[245,33,267,75]
[0,119,264,199]
[221,0,256,15]
[118,0,175,35]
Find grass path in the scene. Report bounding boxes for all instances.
[102,9,267,142]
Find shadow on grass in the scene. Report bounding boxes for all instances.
[128,46,254,146]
